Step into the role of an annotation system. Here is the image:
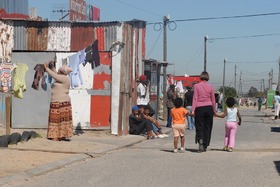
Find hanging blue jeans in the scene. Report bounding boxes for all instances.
[166,107,172,127]
[186,106,195,129]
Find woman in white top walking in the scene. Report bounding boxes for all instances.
[215,97,241,152]
[273,91,280,119]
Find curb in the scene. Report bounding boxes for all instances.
[0,126,173,186]
[0,137,148,186]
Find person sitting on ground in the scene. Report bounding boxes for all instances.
[171,98,194,153]
[129,105,156,139]
[139,106,169,138]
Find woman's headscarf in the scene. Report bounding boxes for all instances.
[58,64,73,75]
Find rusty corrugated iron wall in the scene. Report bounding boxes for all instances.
[104,25,117,51]
[48,22,71,51]
[70,22,94,51]
[0,18,146,134]
[0,20,13,61]
[13,21,27,50]
[94,26,104,51]
[117,21,146,135]
[26,21,48,51]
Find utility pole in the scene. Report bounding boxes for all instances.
[162,15,169,121]
[278,57,280,91]
[268,72,272,89]
[271,68,273,89]
[239,71,242,97]
[204,36,208,71]
[234,65,237,91]
[222,58,227,110]
[263,79,265,92]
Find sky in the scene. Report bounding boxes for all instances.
[29,0,280,92]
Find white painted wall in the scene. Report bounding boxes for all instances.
[110,25,123,135]
[56,53,93,129]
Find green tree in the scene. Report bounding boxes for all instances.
[248,86,258,97]
[219,86,237,98]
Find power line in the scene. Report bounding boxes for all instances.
[114,0,162,18]
[228,60,277,64]
[173,12,280,23]
[209,33,280,41]
[147,11,280,24]
[147,29,162,58]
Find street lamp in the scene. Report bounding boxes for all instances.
[222,58,227,110]
[204,35,208,71]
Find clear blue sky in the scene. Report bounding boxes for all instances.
[29,0,280,92]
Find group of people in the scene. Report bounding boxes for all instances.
[129,74,169,139]
[44,63,242,154]
[130,71,242,153]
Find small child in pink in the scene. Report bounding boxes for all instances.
[215,97,242,152]
[171,98,194,153]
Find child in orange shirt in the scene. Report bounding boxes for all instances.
[171,98,194,153]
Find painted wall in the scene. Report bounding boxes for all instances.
[11,52,54,128]
[2,19,146,135]
[110,25,122,135]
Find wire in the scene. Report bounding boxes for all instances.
[209,33,280,41]
[186,43,204,66]
[228,60,277,64]
[173,12,280,23]
[147,29,162,58]
[114,0,162,18]
[147,11,280,25]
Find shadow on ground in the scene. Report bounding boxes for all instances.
[274,161,280,175]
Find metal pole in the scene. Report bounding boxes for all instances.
[162,16,168,121]
[234,65,236,91]
[278,57,280,91]
[204,36,208,71]
[222,58,226,110]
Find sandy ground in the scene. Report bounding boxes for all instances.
[0,149,72,178]
[0,128,113,178]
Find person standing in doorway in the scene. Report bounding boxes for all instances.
[137,75,155,117]
[44,62,73,141]
[184,86,195,130]
[192,71,216,152]
[166,84,176,127]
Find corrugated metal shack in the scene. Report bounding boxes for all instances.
[0,19,146,135]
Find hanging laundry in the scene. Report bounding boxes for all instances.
[0,61,15,92]
[31,64,45,90]
[84,40,100,69]
[13,63,28,99]
[78,48,86,64]
[175,81,184,93]
[68,53,83,88]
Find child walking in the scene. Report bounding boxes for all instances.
[215,97,241,152]
[171,98,194,153]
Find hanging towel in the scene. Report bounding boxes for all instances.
[0,62,15,92]
[13,63,28,99]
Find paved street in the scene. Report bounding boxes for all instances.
[2,107,280,187]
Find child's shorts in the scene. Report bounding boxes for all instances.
[172,124,186,137]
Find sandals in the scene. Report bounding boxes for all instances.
[222,146,228,151]
[223,146,233,152]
